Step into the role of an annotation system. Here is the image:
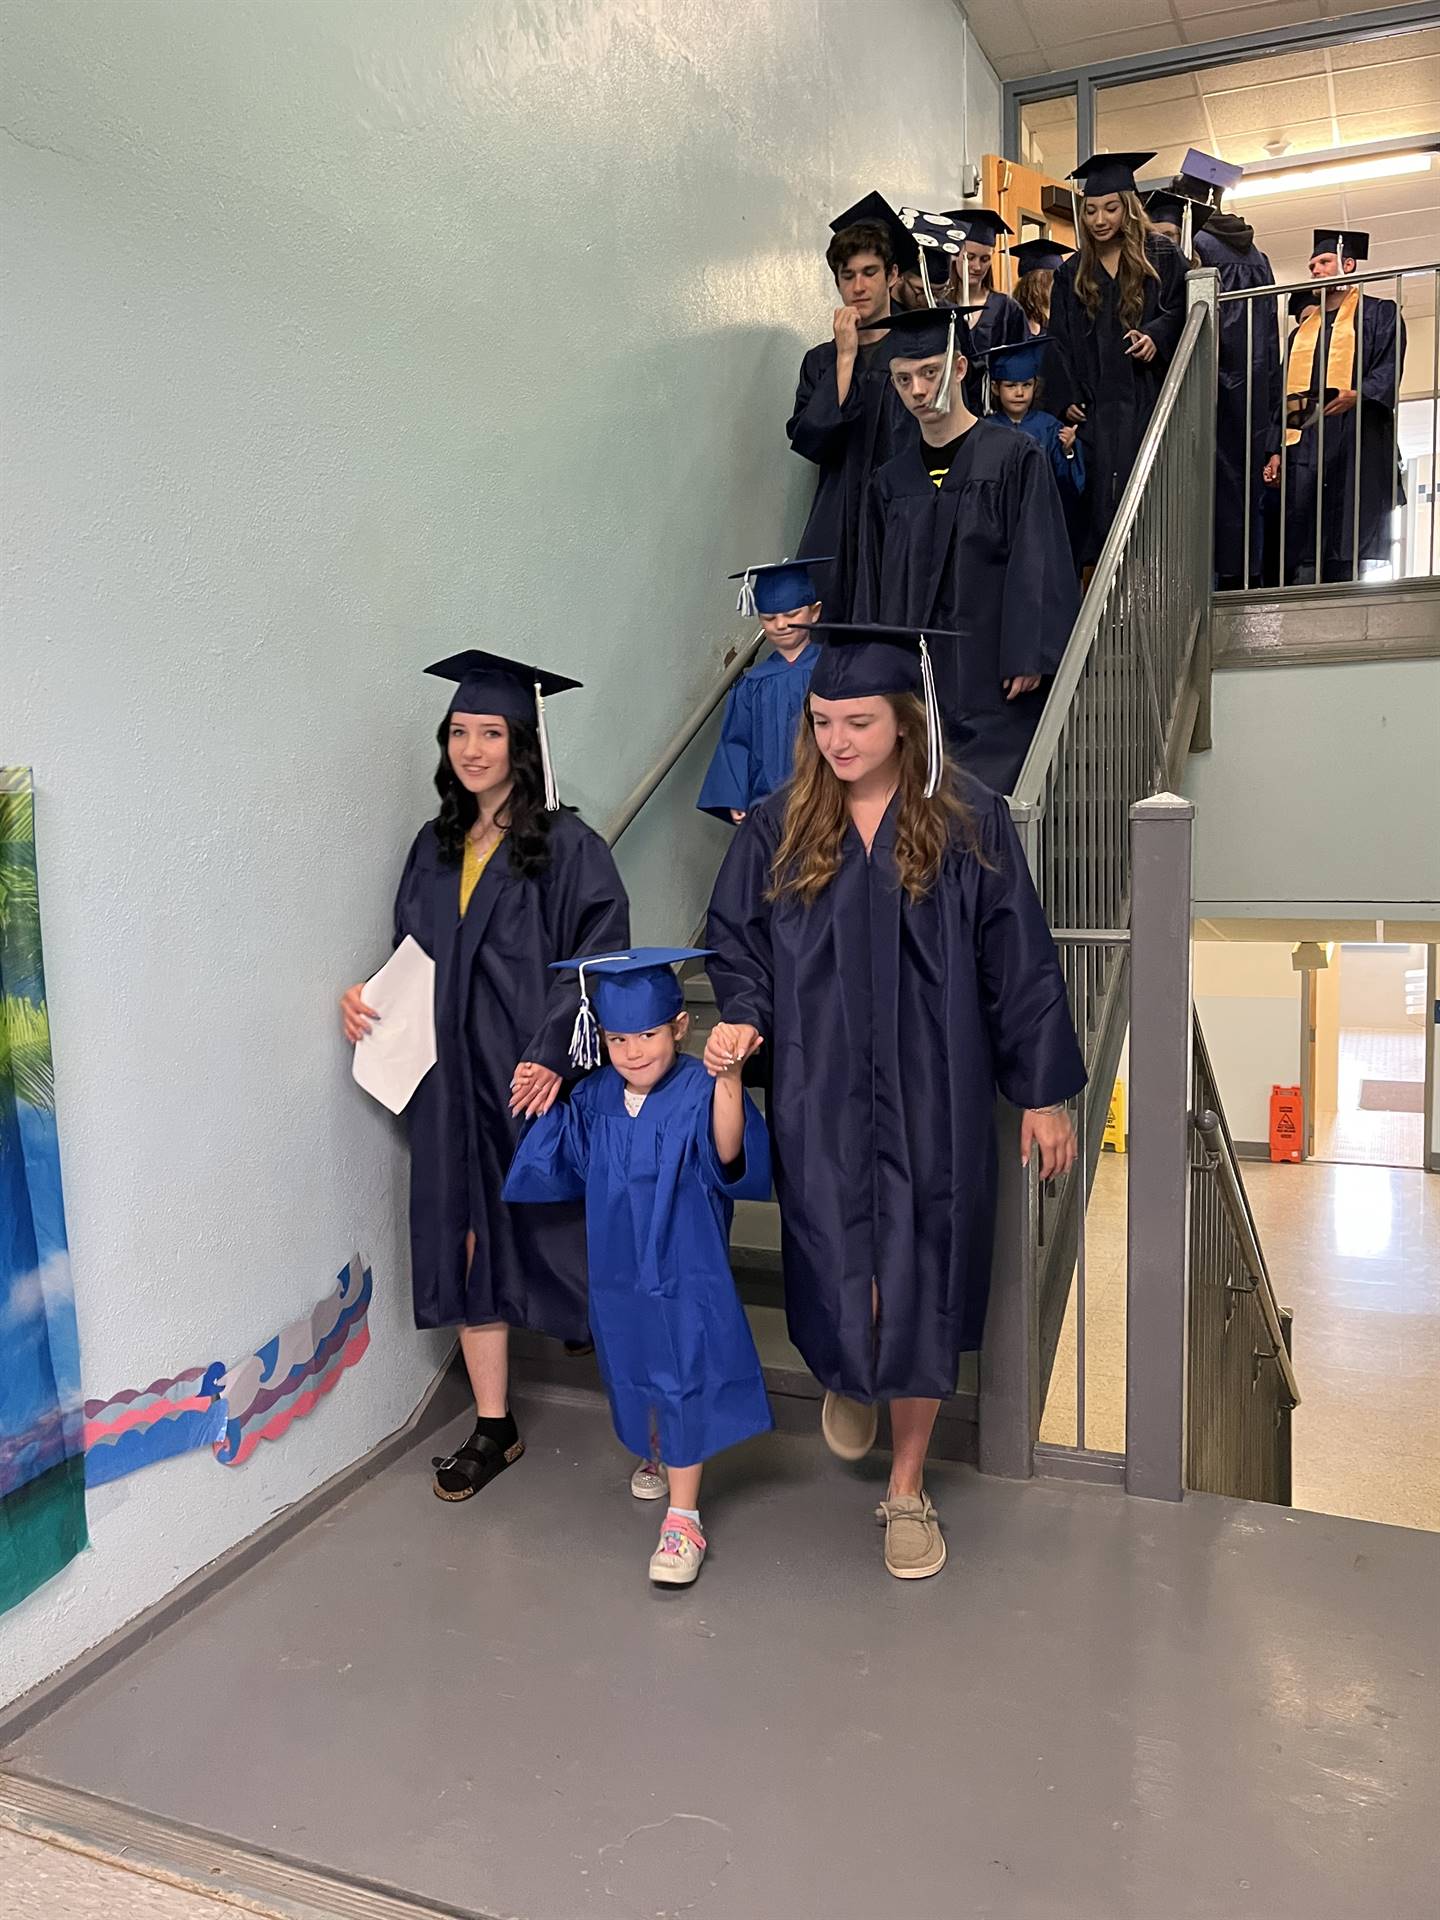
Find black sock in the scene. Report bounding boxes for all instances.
[471,1410,517,1450]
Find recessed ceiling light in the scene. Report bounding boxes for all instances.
[1231,151,1435,199]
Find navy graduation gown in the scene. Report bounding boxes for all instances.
[696,644,817,820]
[787,333,918,619]
[1193,223,1280,584]
[856,418,1079,794]
[970,289,1028,360]
[394,812,629,1335]
[504,1054,773,1467]
[705,781,1086,1401]
[1045,237,1187,563]
[1281,293,1406,583]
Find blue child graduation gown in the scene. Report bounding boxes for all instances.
[856,418,1079,794]
[696,644,817,819]
[393,812,629,1337]
[706,780,1086,1401]
[504,1053,774,1467]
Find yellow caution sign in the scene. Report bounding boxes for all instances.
[1103,1081,1127,1154]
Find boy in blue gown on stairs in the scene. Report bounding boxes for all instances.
[504,948,772,1588]
[697,558,831,823]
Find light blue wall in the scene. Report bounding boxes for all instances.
[1185,661,1440,921]
[0,2,999,1698]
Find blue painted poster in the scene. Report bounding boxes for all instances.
[0,768,86,1613]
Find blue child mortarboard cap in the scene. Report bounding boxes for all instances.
[1070,151,1156,197]
[807,621,962,800]
[550,947,711,1068]
[425,650,580,811]
[727,557,832,619]
[1012,238,1073,275]
[1178,149,1244,205]
[982,335,1050,385]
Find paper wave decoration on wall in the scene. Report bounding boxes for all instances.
[214,1255,372,1467]
[83,1363,228,1487]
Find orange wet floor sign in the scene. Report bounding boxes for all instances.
[1269,1085,1303,1163]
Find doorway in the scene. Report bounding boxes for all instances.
[1312,943,1429,1169]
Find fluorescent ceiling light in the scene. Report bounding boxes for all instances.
[1230,151,1434,201]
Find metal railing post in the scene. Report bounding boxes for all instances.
[1187,270,1219,753]
[1124,794,1195,1501]
[980,800,1041,1478]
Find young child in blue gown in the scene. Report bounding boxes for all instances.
[982,335,1087,510]
[696,558,831,824]
[503,947,772,1587]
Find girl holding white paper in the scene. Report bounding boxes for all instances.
[341,652,629,1502]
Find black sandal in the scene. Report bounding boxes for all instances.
[431,1428,525,1501]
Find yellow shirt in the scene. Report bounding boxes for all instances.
[460,833,502,915]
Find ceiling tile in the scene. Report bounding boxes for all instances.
[1198,51,1331,88]
[994,50,1051,80]
[1217,119,1339,163]
[1341,168,1440,219]
[1169,0,1321,18]
[1333,54,1440,114]
[1336,103,1440,141]
[1180,4,1326,42]
[959,1,1042,62]
[1022,0,1173,37]
[1330,24,1440,67]
[1095,99,1212,146]
[1093,73,1202,108]
[1033,24,1186,71]
[1204,76,1334,134]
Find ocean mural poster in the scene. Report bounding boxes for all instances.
[0,768,86,1613]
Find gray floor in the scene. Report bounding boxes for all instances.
[6,1385,1439,1920]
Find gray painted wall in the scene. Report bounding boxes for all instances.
[1185,661,1440,921]
[0,3,999,1701]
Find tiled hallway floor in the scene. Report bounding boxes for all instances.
[1042,1158,1440,1531]
[5,1389,1438,1920]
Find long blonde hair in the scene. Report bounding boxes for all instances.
[1014,267,1053,331]
[1075,192,1158,330]
[768,693,984,907]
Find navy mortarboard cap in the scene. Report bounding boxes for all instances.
[952,208,1013,246]
[808,621,958,799]
[1012,238,1073,275]
[425,650,579,811]
[1311,227,1368,262]
[551,947,709,1066]
[1070,151,1156,197]
[1177,149,1243,207]
[830,190,917,271]
[877,302,982,415]
[1145,189,1213,243]
[728,557,831,619]
[983,335,1050,384]
[897,207,967,298]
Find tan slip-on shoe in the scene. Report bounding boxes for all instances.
[821,1390,879,1462]
[875,1492,946,1579]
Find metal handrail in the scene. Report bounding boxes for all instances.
[603,629,764,847]
[1194,1109,1301,1410]
[1013,298,1211,803]
[1217,258,1440,301]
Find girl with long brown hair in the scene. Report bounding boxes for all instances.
[704,624,1084,1582]
[1045,151,1186,565]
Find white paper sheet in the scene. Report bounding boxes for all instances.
[351,935,437,1114]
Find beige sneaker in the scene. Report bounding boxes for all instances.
[821,1390,879,1461]
[649,1513,706,1587]
[876,1492,946,1580]
[630,1459,669,1501]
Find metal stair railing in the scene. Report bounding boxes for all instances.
[982,274,1221,1480]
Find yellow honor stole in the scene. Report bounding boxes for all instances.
[1285,288,1358,446]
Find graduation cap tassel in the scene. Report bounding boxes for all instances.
[567,961,604,1072]
[735,569,758,619]
[919,252,936,308]
[1182,200,1192,259]
[934,307,957,416]
[919,636,944,801]
[534,681,560,812]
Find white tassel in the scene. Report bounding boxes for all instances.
[920,250,938,308]
[934,308,957,415]
[962,255,971,309]
[735,569,757,619]
[982,366,992,416]
[919,636,944,800]
[534,681,560,812]
[1182,201,1192,259]
[566,950,633,1071]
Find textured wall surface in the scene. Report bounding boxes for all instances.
[1186,661,1440,921]
[0,3,997,1702]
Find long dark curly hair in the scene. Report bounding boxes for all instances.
[433,716,556,879]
